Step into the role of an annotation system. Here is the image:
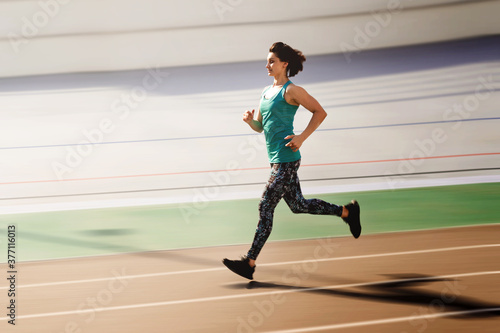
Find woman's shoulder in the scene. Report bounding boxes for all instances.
[283,82,304,106]
[285,82,307,97]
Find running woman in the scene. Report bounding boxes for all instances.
[223,42,361,280]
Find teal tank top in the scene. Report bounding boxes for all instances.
[259,81,301,163]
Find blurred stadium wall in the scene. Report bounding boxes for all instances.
[1,0,499,78]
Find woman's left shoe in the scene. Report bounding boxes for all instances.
[342,200,361,238]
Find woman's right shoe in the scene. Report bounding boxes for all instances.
[342,200,361,239]
[222,257,255,280]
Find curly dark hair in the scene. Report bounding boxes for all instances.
[269,42,306,77]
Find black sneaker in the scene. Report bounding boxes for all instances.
[342,200,361,239]
[222,257,255,280]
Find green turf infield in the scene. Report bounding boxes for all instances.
[0,182,499,262]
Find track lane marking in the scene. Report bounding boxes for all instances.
[0,270,498,321]
[261,307,500,333]
[0,243,498,290]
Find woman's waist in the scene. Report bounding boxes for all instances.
[264,129,294,143]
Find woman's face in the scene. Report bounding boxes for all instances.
[266,52,287,77]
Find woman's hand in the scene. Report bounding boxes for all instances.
[243,109,264,133]
[243,109,255,124]
[285,134,304,152]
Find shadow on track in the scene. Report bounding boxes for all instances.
[234,274,500,319]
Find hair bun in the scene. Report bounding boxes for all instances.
[269,42,306,77]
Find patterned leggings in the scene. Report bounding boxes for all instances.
[247,159,342,260]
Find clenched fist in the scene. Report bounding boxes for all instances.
[243,109,255,124]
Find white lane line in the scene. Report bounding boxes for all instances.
[1,243,499,290]
[0,270,499,322]
[261,307,500,333]
[264,243,500,267]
